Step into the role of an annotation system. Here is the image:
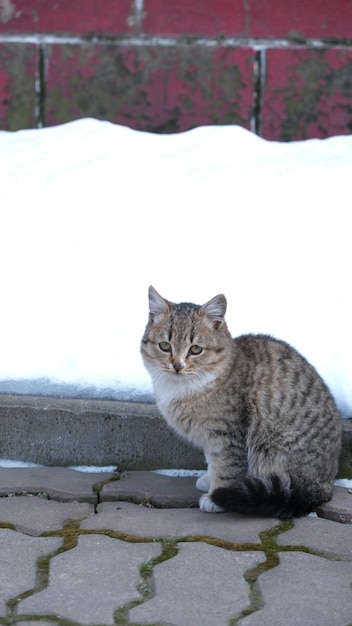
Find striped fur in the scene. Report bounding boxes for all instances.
[141,286,342,518]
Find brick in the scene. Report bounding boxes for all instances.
[261,48,352,140]
[0,0,134,35]
[142,0,245,36]
[142,0,352,39]
[0,43,38,131]
[44,43,254,132]
[245,0,352,39]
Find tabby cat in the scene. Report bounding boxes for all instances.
[141,286,342,518]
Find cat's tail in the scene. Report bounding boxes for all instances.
[210,475,320,519]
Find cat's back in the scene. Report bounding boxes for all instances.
[232,333,340,424]
[233,332,327,389]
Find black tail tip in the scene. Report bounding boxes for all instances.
[211,476,319,519]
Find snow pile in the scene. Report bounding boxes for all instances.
[1,118,351,417]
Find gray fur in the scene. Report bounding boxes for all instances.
[141,286,342,518]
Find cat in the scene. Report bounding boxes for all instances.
[140,286,342,518]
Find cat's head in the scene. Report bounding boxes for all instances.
[141,286,233,391]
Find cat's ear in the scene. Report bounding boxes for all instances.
[200,294,227,329]
[148,286,171,318]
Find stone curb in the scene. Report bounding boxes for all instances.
[0,395,351,475]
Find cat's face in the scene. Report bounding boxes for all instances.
[141,286,233,391]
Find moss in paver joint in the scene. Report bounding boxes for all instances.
[114,539,179,626]
[92,473,120,497]
[0,521,15,530]
[4,546,65,620]
[4,508,350,626]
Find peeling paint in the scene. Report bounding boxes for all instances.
[0,0,16,24]
[44,44,254,133]
[262,48,352,140]
[0,42,37,130]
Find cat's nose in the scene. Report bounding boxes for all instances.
[172,360,184,372]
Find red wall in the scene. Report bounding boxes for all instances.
[1,0,351,139]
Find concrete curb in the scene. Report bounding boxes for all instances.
[0,394,351,476]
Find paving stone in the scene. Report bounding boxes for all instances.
[129,542,265,626]
[0,529,62,616]
[18,535,160,625]
[82,501,278,543]
[0,467,114,502]
[100,470,204,507]
[316,486,352,524]
[239,552,352,626]
[0,496,94,536]
[277,515,352,558]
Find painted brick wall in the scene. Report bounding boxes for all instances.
[0,0,352,139]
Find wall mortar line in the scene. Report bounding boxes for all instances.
[0,34,352,49]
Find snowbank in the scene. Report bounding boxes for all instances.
[1,119,351,416]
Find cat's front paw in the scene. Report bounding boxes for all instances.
[196,472,210,492]
[199,494,224,513]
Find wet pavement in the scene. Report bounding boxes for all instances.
[0,467,351,626]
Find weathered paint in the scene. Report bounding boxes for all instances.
[141,0,352,39]
[0,42,38,130]
[0,1,351,138]
[141,0,245,36]
[0,0,134,34]
[2,0,351,39]
[262,48,352,140]
[238,0,352,39]
[44,44,254,132]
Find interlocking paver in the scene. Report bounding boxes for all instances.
[0,467,114,502]
[0,529,62,616]
[277,514,352,558]
[18,535,161,625]
[316,486,352,523]
[0,495,94,536]
[82,500,278,543]
[0,467,351,626]
[239,552,352,626]
[129,542,266,626]
[100,470,200,507]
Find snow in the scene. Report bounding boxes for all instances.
[1,118,351,417]
[1,459,351,489]
[0,459,116,473]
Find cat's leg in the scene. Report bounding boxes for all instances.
[199,493,224,513]
[198,456,227,513]
[196,471,210,492]
[199,445,247,513]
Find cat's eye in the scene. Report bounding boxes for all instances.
[189,345,203,355]
[159,341,172,352]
